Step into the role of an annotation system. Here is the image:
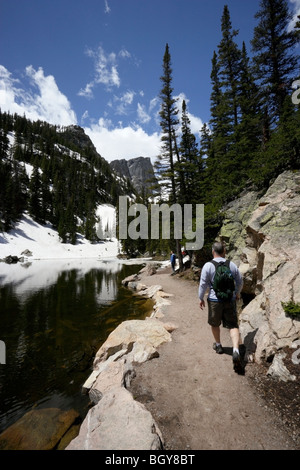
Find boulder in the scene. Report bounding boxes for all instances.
[121,274,139,286]
[267,352,296,382]
[4,255,20,264]
[82,348,128,393]
[66,387,163,450]
[21,249,33,257]
[139,263,157,276]
[0,408,79,450]
[136,285,163,298]
[89,358,135,405]
[93,319,171,367]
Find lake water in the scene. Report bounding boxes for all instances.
[0,258,153,434]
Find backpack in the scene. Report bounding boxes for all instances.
[210,260,235,302]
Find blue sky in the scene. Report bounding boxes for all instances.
[1,0,299,162]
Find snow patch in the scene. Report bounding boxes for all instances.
[0,207,120,261]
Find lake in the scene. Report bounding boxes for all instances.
[0,258,153,434]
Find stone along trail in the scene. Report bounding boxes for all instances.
[129,267,297,450]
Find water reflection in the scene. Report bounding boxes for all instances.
[0,259,151,434]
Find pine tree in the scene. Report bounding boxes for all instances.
[251,0,299,121]
[234,42,262,181]
[154,43,183,270]
[29,166,44,223]
[155,44,180,203]
[177,100,202,204]
[218,5,241,128]
[209,51,232,159]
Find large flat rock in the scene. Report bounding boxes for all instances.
[66,387,163,450]
[94,319,171,366]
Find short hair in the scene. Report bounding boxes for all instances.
[212,242,226,256]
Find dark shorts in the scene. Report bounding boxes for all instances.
[207,299,238,329]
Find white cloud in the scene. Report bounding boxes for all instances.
[107,91,136,116]
[78,82,94,99]
[81,110,89,124]
[119,49,131,59]
[84,119,161,162]
[104,0,111,14]
[288,0,300,31]
[149,96,159,112]
[137,103,151,124]
[78,46,121,98]
[0,65,77,126]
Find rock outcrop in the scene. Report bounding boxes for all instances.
[110,157,156,194]
[61,125,99,156]
[66,271,175,450]
[219,171,300,363]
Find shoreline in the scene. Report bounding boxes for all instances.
[66,262,176,450]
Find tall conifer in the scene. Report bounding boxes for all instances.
[251,0,298,121]
[155,43,183,270]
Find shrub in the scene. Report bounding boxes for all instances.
[281,301,300,318]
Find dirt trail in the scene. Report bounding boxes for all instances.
[129,267,297,450]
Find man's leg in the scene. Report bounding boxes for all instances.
[211,326,221,344]
[211,326,224,354]
[208,301,224,354]
[230,327,240,350]
[230,327,244,374]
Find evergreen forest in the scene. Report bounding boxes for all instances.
[0,113,134,242]
[122,0,300,262]
[1,0,299,261]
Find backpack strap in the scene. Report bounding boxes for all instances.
[210,259,230,268]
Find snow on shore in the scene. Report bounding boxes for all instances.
[0,206,120,261]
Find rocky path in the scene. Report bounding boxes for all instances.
[129,267,297,450]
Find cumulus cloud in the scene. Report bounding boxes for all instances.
[84,119,161,162]
[0,64,77,126]
[288,0,300,31]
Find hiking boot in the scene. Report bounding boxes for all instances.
[239,344,246,360]
[233,351,244,375]
[213,342,224,354]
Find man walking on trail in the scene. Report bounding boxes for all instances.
[199,242,244,374]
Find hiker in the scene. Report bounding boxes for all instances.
[170,251,176,272]
[198,242,244,374]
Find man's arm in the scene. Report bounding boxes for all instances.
[199,263,211,309]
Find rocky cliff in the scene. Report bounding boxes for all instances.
[218,171,300,363]
[110,157,155,194]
